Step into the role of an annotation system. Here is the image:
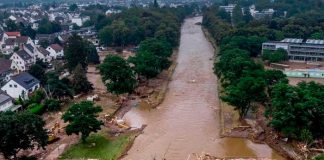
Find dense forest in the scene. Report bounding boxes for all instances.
[203,0,324,146]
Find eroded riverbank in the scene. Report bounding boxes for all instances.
[122,17,284,160]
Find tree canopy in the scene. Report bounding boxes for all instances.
[0,111,48,159]
[98,55,137,94]
[62,101,103,142]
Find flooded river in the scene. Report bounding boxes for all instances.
[122,17,284,160]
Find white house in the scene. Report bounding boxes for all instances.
[0,90,15,112]
[10,50,34,72]
[46,44,64,59]
[36,47,51,62]
[1,72,40,99]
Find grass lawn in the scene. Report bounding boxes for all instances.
[60,134,133,160]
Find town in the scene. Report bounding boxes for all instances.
[0,0,323,160]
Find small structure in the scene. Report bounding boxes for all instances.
[284,69,324,78]
[0,90,17,112]
[1,72,40,99]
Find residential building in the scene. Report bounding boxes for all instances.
[0,58,13,86]
[10,50,34,72]
[36,47,51,62]
[219,4,236,15]
[0,90,16,112]
[46,44,64,59]
[1,72,40,99]
[262,38,324,62]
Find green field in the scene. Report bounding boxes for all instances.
[60,134,133,160]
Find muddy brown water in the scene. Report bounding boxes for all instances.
[122,17,285,160]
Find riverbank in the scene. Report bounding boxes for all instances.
[202,26,302,160]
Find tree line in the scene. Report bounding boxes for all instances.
[97,6,194,94]
[203,4,324,143]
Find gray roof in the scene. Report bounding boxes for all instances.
[306,39,324,45]
[37,47,50,56]
[24,44,34,53]
[11,72,40,90]
[16,50,32,61]
[5,38,15,45]
[0,58,12,74]
[0,90,13,106]
[281,38,303,43]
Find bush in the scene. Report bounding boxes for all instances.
[28,103,45,114]
[44,99,61,112]
[29,89,46,104]
[313,154,324,160]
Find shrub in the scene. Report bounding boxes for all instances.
[28,103,45,114]
[44,99,61,112]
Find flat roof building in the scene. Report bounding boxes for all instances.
[262,38,324,62]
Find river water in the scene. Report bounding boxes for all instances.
[122,17,284,160]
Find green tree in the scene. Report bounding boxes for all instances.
[69,4,78,11]
[310,32,324,39]
[29,89,46,104]
[269,82,324,139]
[98,25,113,46]
[46,72,73,99]
[111,20,130,47]
[138,38,172,58]
[71,64,93,94]
[129,51,162,78]
[86,43,100,64]
[153,0,159,8]
[65,34,88,71]
[262,49,288,63]
[28,63,46,84]
[217,9,231,23]
[37,18,61,34]
[44,99,61,112]
[222,76,266,118]
[5,19,18,31]
[98,55,137,94]
[0,111,48,159]
[232,5,244,26]
[62,101,103,142]
[264,69,288,95]
[21,25,36,39]
[39,40,49,48]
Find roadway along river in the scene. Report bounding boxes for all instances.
[122,16,284,160]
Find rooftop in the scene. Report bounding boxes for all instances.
[11,72,40,90]
[37,47,50,56]
[0,58,12,74]
[281,38,303,43]
[0,90,13,106]
[306,39,324,45]
[16,50,32,61]
[50,44,63,52]
[5,32,20,37]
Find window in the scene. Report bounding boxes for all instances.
[14,85,17,88]
[9,84,12,87]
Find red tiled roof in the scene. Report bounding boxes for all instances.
[5,32,21,37]
[50,44,63,52]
